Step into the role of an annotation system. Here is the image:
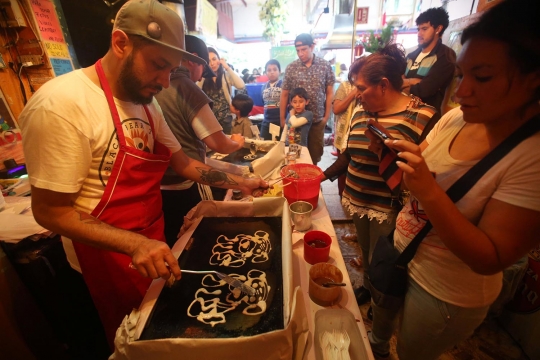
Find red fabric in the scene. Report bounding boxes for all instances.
[378,147,403,192]
[72,59,171,348]
[256,75,268,83]
[249,105,264,116]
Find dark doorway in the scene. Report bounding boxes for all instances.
[58,0,127,67]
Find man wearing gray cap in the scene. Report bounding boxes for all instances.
[156,35,245,247]
[19,0,266,346]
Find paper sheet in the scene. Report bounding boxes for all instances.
[251,141,285,179]
[111,287,309,360]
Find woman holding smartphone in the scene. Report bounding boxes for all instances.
[322,44,440,307]
[365,1,540,358]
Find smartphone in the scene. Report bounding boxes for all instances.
[367,124,391,142]
[367,123,400,156]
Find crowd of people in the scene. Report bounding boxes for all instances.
[16,0,540,358]
[189,31,337,165]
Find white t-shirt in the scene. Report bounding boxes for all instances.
[19,69,182,271]
[192,116,222,140]
[409,51,429,71]
[394,107,540,308]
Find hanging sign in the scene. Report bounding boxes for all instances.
[357,7,369,24]
[31,0,76,77]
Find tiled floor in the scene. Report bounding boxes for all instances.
[318,142,529,360]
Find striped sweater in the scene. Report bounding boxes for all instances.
[342,104,437,222]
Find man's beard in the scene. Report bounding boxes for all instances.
[117,53,161,105]
[419,33,435,49]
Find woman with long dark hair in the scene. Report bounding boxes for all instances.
[367,1,540,358]
[198,47,245,134]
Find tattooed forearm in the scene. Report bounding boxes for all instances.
[196,167,238,186]
[75,210,102,225]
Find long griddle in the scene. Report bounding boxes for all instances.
[139,217,283,340]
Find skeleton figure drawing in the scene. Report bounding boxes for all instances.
[187,269,270,327]
[209,230,272,267]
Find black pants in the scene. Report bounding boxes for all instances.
[161,184,202,247]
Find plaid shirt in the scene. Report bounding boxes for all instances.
[282,55,335,123]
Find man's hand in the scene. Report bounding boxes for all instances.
[230,133,245,149]
[240,177,269,197]
[130,239,181,280]
[289,109,296,116]
[321,116,329,126]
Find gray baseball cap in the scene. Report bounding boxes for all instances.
[113,0,206,65]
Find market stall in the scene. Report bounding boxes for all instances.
[111,146,374,360]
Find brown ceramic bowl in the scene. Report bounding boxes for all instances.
[309,263,343,305]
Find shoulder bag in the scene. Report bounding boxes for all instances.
[367,115,540,310]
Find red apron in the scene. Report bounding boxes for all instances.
[72,59,171,348]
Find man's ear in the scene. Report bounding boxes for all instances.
[435,24,443,35]
[305,99,310,105]
[111,30,130,58]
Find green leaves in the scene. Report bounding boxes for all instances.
[258,0,289,44]
[360,24,395,53]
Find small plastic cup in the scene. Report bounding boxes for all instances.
[303,230,332,265]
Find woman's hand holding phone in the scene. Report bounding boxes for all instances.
[365,119,395,157]
[383,139,436,200]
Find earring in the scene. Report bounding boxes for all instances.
[382,88,386,95]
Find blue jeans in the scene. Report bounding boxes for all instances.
[352,212,396,285]
[369,277,490,359]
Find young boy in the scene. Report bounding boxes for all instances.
[287,87,313,146]
[230,94,254,138]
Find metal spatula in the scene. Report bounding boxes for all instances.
[181,270,257,296]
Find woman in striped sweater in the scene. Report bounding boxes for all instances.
[322,44,440,307]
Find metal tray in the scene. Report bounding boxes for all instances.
[209,147,266,167]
